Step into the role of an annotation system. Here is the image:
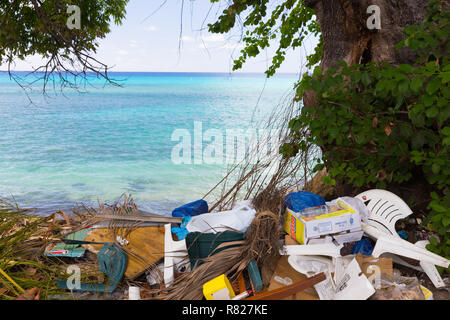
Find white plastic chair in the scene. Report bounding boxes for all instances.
[163,224,190,287]
[356,190,449,287]
[355,189,412,237]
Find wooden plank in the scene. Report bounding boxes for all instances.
[84,226,165,280]
[245,273,326,300]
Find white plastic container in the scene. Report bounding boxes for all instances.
[128,286,141,300]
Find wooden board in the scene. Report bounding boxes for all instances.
[247,273,325,300]
[84,226,165,280]
[267,256,320,300]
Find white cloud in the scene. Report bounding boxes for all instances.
[201,34,225,42]
[181,36,194,42]
[129,40,139,48]
[118,49,129,56]
[146,25,158,32]
[220,43,245,50]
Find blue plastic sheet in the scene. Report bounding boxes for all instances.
[351,238,374,256]
[284,190,326,212]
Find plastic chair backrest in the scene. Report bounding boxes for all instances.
[356,189,413,238]
[97,243,127,291]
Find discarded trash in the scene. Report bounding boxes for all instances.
[146,262,165,286]
[85,226,165,280]
[57,243,127,293]
[415,240,446,288]
[246,273,326,300]
[333,258,376,300]
[397,230,408,240]
[284,191,326,213]
[284,198,362,244]
[287,255,336,300]
[362,223,450,268]
[45,228,91,258]
[332,196,371,223]
[351,238,374,256]
[420,285,433,300]
[281,243,343,258]
[116,235,129,246]
[268,256,319,300]
[172,199,208,218]
[355,189,413,237]
[164,224,190,287]
[128,286,141,300]
[203,274,236,300]
[232,289,253,300]
[274,276,293,286]
[247,260,263,293]
[171,216,191,241]
[186,231,244,269]
[308,230,364,246]
[185,200,256,234]
[370,275,425,300]
[352,254,393,290]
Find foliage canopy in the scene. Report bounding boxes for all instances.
[0,0,129,91]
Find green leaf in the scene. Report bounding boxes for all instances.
[426,106,439,118]
[410,76,424,92]
[399,64,413,73]
[426,77,441,95]
[442,216,450,227]
[429,236,438,247]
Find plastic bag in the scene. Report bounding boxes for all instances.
[284,191,326,212]
[185,200,256,234]
[370,274,425,300]
[327,196,370,223]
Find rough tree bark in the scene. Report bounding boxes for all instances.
[303,0,428,110]
[304,0,428,71]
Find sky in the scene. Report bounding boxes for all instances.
[3,0,319,73]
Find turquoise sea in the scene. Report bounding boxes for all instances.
[0,72,298,215]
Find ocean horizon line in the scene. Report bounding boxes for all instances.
[0,70,300,76]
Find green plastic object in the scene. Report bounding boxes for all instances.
[57,243,127,293]
[186,231,245,269]
[247,260,263,293]
[45,228,91,258]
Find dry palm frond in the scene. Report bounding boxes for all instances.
[0,197,105,300]
[239,210,283,286]
[149,241,246,300]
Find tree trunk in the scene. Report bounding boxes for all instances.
[303,0,428,129]
[304,0,428,71]
[302,0,431,210]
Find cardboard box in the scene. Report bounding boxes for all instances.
[283,198,362,244]
[355,254,393,278]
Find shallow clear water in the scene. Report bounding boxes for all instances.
[0,72,297,214]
